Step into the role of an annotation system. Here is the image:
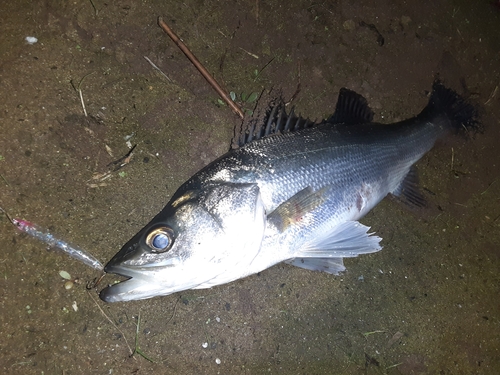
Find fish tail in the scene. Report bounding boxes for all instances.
[421,81,480,133]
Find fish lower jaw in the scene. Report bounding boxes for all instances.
[99,264,226,302]
[99,275,193,302]
[99,267,179,302]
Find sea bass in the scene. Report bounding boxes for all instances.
[100,82,477,302]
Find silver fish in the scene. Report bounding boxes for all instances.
[100,82,477,302]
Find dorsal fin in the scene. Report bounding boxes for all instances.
[234,88,373,148]
[328,88,374,125]
[237,103,316,147]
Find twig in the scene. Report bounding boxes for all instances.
[79,89,88,117]
[143,56,171,82]
[386,362,403,370]
[362,330,386,338]
[157,16,244,119]
[89,0,98,15]
[253,57,274,81]
[485,85,498,105]
[166,297,180,326]
[480,178,497,195]
[75,72,95,117]
[255,0,259,25]
[87,291,135,358]
[0,173,10,186]
[133,312,155,362]
[239,47,259,59]
[286,61,302,106]
[107,144,137,172]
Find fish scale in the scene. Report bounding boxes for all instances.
[197,118,436,214]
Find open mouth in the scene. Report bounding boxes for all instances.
[99,260,187,302]
[99,253,219,302]
[99,276,149,303]
[99,264,151,302]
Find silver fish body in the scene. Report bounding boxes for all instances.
[100,82,477,302]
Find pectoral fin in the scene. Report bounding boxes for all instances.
[267,187,327,232]
[286,221,382,273]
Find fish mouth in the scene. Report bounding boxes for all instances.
[99,239,175,302]
[100,276,147,303]
[99,264,151,303]
[99,259,196,302]
[99,260,175,302]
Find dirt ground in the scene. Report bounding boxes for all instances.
[0,0,499,374]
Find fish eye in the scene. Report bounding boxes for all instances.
[145,226,175,253]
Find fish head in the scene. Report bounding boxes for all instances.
[100,182,266,302]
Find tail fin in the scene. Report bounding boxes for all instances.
[421,81,480,133]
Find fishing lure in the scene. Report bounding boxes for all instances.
[1,208,103,271]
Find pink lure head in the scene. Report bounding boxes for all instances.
[11,218,34,231]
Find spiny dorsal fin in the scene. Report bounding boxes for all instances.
[328,88,374,125]
[234,87,374,148]
[237,103,315,147]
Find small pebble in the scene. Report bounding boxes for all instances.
[215,358,221,365]
[59,270,72,280]
[202,342,208,348]
[64,281,74,290]
[343,19,356,31]
[401,15,412,29]
[25,36,38,44]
